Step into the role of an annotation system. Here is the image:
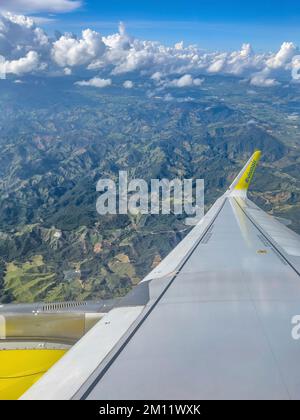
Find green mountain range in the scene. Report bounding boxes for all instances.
[0,74,299,303]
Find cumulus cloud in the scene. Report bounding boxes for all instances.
[63,67,72,75]
[0,13,49,56]
[151,71,163,81]
[0,50,40,75]
[207,57,226,73]
[291,55,300,81]
[0,13,299,88]
[174,41,184,50]
[0,0,81,14]
[250,69,279,87]
[207,44,257,75]
[52,29,106,67]
[75,77,112,88]
[168,74,204,88]
[123,80,133,88]
[266,42,297,69]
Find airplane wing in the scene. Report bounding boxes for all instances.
[21,151,300,400]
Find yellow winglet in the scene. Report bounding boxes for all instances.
[229,150,262,195]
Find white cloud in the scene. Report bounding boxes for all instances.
[29,16,57,25]
[123,80,133,88]
[0,13,299,88]
[266,42,297,69]
[52,29,106,67]
[291,55,300,81]
[207,56,226,73]
[207,44,256,75]
[174,41,184,50]
[0,13,50,56]
[168,74,204,88]
[151,72,163,81]
[63,67,72,75]
[75,77,112,88]
[0,50,40,75]
[0,0,81,14]
[250,69,279,87]
[170,74,194,87]
[193,77,204,86]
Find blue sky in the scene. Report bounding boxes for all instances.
[1,1,300,87]
[38,0,300,50]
